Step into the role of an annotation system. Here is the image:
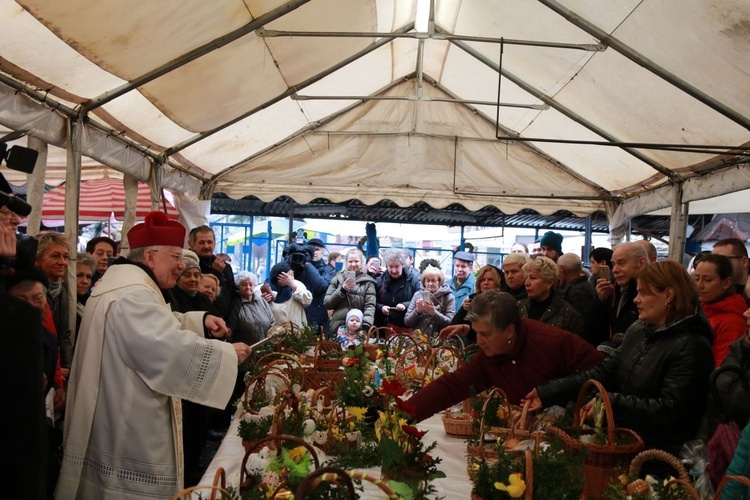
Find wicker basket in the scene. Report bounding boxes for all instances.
[294,466,356,499]
[240,434,321,496]
[363,326,391,360]
[470,449,534,500]
[466,388,532,459]
[713,475,750,499]
[172,467,231,500]
[620,449,700,499]
[302,368,345,394]
[547,379,644,500]
[313,403,359,456]
[314,339,344,371]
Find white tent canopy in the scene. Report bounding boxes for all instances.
[1,0,749,245]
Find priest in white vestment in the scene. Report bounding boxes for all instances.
[57,212,253,499]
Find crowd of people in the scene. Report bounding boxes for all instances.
[3,196,750,499]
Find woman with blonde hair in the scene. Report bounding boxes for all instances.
[525,260,714,454]
[324,248,377,336]
[404,266,455,336]
[518,256,583,336]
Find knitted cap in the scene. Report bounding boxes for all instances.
[346,309,363,323]
[539,231,563,254]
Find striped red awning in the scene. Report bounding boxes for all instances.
[42,179,178,221]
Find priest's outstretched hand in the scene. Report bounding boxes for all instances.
[204,314,230,338]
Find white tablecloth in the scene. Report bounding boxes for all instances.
[199,410,472,498]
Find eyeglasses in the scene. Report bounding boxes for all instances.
[152,249,183,262]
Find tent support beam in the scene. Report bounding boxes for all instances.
[258,29,603,52]
[583,216,592,266]
[539,0,750,131]
[164,23,415,156]
[25,137,47,236]
[80,0,313,114]
[65,118,82,346]
[291,94,548,110]
[447,34,677,179]
[667,181,688,263]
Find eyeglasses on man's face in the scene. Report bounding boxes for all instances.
[152,249,183,262]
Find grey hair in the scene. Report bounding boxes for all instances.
[235,270,257,286]
[616,241,648,262]
[522,256,558,283]
[382,248,407,267]
[127,246,156,263]
[557,253,582,273]
[503,252,530,269]
[77,252,97,271]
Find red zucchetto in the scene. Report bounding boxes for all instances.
[127,211,185,249]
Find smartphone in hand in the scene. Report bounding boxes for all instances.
[599,265,610,281]
[346,271,356,281]
[422,290,432,303]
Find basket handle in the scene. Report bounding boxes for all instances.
[512,399,532,436]
[627,449,690,482]
[573,379,616,446]
[171,485,233,500]
[347,470,401,499]
[714,475,750,498]
[210,467,227,500]
[240,434,322,486]
[296,466,356,499]
[524,449,534,500]
[478,387,512,442]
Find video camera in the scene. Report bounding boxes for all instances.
[282,229,315,268]
[0,142,38,217]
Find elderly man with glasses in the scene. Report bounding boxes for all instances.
[58,212,252,500]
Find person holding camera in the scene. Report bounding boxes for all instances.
[324,248,377,337]
[282,237,331,331]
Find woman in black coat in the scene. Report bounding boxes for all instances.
[375,248,421,334]
[525,260,714,454]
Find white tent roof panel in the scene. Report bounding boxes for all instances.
[1,0,748,228]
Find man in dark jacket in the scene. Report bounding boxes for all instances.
[594,242,647,348]
[557,253,599,344]
[304,238,334,331]
[188,225,239,323]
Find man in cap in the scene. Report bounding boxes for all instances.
[539,231,563,262]
[58,212,253,499]
[449,250,476,309]
[291,237,333,331]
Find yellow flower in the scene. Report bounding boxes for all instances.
[495,473,526,498]
[497,406,507,420]
[619,474,629,486]
[287,446,307,464]
[348,406,367,421]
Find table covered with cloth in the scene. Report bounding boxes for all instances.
[199,409,472,498]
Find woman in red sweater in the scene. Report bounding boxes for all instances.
[694,253,746,366]
[407,290,603,422]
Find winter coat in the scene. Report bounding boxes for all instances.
[450,273,476,310]
[722,422,750,500]
[300,260,333,330]
[702,293,746,367]
[375,268,422,327]
[168,285,216,315]
[324,271,377,336]
[408,319,603,422]
[558,275,599,344]
[708,336,750,433]
[518,293,585,337]
[404,284,456,336]
[537,311,714,454]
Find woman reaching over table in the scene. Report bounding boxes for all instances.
[524,260,714,455]
[407,290,603,422]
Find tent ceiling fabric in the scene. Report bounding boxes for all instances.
[1,0,749,223]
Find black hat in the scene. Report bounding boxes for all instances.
[308,238,326,249]
[539,231,563,255]
[4,266,49,292]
